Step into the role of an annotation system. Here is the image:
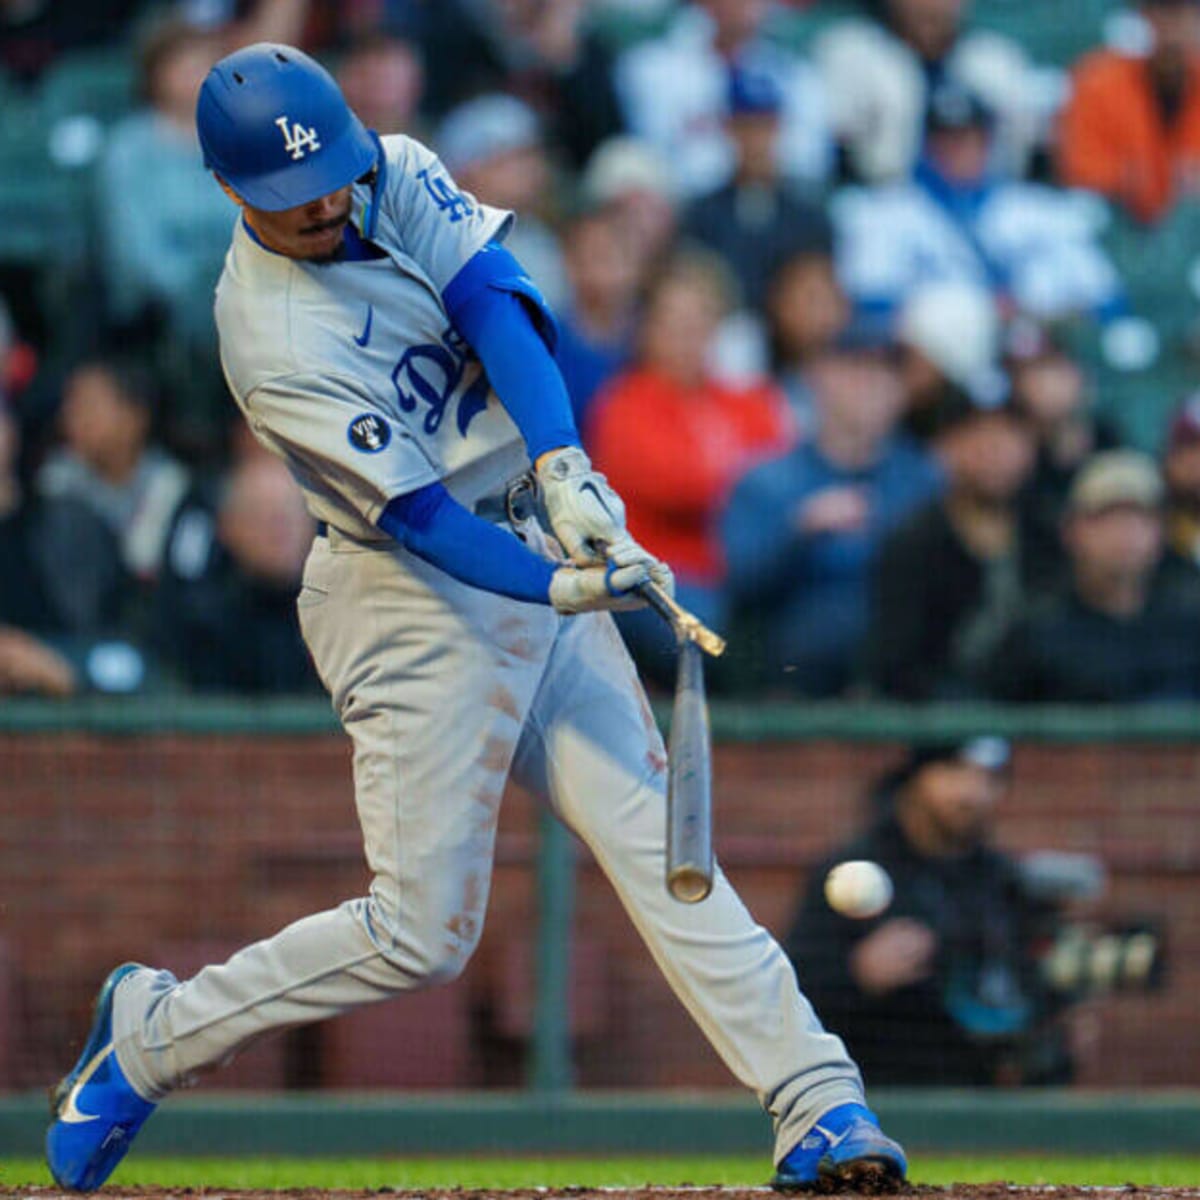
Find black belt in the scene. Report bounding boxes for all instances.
[315,520,328,537]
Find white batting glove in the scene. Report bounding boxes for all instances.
[536,446,628,565]
[549,560,650,614]
[606,533,676,599]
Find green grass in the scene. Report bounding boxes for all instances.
[3,1155,1200,1189]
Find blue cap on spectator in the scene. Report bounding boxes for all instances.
[727,63,783,117]
[436,94,540,174]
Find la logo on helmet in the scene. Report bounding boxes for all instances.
[275,116,321,160]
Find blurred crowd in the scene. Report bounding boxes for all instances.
[5,0,1200,699]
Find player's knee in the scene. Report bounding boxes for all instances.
[361,892,482,988]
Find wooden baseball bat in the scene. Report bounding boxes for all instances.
[664,636,714,904]
[637,582,726,657]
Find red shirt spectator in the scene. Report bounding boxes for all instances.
[1058,1,1200,223]
[587,253,793,587]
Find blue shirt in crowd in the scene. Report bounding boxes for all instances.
[722,436,944,694]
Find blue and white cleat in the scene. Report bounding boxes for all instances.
[772,1102,907,1192]
[46,963,157,1192]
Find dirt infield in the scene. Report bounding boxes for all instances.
[4,1187,1200,1200]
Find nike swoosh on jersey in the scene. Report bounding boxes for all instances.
[353,305,374,348]
[812,1123,851,1150]
[58,1044,115,1124]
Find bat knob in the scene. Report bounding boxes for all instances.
[667,866,713,904]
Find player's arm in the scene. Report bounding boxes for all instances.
[245,373,646,614]
[376,481,654,614]
[442,242,666,581]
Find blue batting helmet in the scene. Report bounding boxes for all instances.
[196,43,377,211]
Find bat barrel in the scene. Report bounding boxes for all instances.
[666,638,714,903]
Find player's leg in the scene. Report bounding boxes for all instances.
[50,539,554,1187]
[512,611,903,1186]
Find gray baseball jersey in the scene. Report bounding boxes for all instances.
[216,133,531,540]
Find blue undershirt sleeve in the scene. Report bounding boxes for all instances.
[443,243,581,462]
[377,481,556,604]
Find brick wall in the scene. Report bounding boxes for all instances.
[2,734,1197,1091]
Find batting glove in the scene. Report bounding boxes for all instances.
[536,446,628,565]
[549,560,650,615]
[606,533,675,598]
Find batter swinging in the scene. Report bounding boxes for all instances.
[45,44,905,1194]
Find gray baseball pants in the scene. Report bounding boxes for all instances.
[112,528,864,1162]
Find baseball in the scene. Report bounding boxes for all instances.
[824,860,894,919]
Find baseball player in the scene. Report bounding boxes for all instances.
[46,44,905,1194]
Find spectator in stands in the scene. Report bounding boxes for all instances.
[335,34,425,137]
[894,279,1006,441]
[981,450,1200,702]
[615,0,832,198]
[1059,0,1200,224]
[0,386,49,635]
[419,0,625,168]
[579,137,679,287]
[0,383,75,697]
[722,326,942,696]
[834,81,1123,326]
[435,93,567,308]
[1005,319,1118,557]
[785,737,1071,1086]
[95,20,231,347]
[157,453,317,693]
[1158,392,1200,596]
[814,0,1047,185]
[868,392,1048,701]
[32,359,189,636]
[556,205,640,431]
[588,251,793,675]
[681,64,833,314]
[764,246,851,433]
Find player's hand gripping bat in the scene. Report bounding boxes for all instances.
[637,580,722,904]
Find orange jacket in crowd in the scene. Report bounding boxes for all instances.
[587,367,794,586]
[1058,49,1200,224]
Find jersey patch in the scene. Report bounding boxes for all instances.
[347,412,392,453]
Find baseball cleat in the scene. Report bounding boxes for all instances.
[46,963,157,1192]
[772,1102,907,1192]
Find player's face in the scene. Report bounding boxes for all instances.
[236,185,355,262]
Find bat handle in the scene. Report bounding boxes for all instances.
[637,581,727,658]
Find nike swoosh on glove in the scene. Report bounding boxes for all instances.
[548,559,650,614]
[536,446,627,565]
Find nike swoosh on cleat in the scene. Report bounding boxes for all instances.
[353,305,373,348]
[812,1123,851,1150]
[58,1044,115,1124]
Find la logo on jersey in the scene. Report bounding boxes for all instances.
[275,115,321,160]
[348,413,391,453]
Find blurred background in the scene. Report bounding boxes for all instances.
[2,0,1200,1157]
